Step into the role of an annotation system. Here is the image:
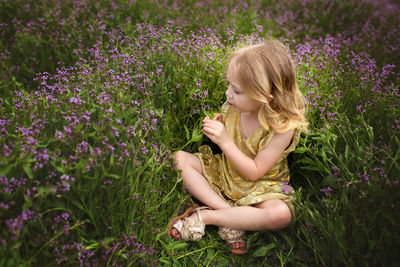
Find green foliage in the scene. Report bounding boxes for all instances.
[1,0,399,266]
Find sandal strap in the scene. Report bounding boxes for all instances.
[167,203,199,229]
[194,206,211,223]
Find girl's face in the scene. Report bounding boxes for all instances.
[225,59,261,114]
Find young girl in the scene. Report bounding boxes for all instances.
[168,40,308,255]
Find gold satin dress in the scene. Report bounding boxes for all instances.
[195,103,300,220]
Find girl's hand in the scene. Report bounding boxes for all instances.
[212,114,223,123]
[202,115,229,146]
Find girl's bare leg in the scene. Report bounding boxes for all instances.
[174,151,231,210]
[201,199,292,231]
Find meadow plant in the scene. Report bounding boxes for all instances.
[257,0,400,68]
[0,18,234,265]
[289,37,399,266]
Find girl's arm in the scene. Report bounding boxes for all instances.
[202,117,293,181]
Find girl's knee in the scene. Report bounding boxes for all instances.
[259,199,292,230]
[173,151,186,170]
[173,151,202,174]
[273,203,292,229]
[174,151,194,170]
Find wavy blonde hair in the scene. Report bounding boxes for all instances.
[227,40,308,133]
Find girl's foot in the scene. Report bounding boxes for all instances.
[167,204,210,241]
[168,203,199,240]
[169,227,182,240]
[227,237,248,255]
[218,227,248,255]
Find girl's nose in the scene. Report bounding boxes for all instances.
[226,86,232,99]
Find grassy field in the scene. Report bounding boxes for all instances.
[0,0,399,266]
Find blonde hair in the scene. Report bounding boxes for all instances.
[227,40,308,133]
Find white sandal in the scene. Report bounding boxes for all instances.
[218,227,248,255]
[168,206,211,241]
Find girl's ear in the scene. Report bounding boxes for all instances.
[268,94,274,103]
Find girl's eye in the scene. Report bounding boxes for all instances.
[228,83,241,94]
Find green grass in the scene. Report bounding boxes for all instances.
[0,0,399,266]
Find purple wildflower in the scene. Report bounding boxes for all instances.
[76,141,88,154]
[70,97,83,105]
[281,182,292,194]
[320,187,332,197]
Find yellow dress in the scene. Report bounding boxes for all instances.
[195,103,300,219]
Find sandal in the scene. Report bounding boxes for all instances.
[218,227,248,255]
[167,204,211,241]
